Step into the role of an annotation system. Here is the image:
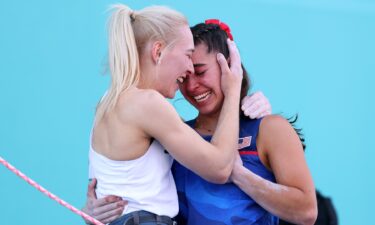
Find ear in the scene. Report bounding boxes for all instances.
[151,41,164,65]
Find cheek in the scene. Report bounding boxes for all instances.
[178,83,185,92]
[160,61,178,82]
[176,54,190,70]
[178,83,189,98]
[206,70,222,92]
[179,83,196,104]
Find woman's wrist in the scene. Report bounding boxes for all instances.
[231,165,249,185]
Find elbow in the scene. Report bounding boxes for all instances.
[215,169,232,184]
[296,188,318,225]
[287,195,318,225]
[203,149,235,184]
[300,204,318,225]
[307,206,318,225]
[206,165,232,184]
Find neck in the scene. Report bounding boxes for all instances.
[195,110,221,135]
[137,59,157,90]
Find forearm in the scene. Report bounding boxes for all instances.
[232,166,317,225]
[213,90,241,145]
[210,91,241,179]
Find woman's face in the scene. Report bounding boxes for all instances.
[179,43,225,115]
[155,25,195,99]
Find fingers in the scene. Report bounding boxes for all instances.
[241,95,251,110]
[245,106,271,119]
[93,195,122,208]
[241,92,272,119]
[87,178,97,199]
[241,92,263,109]
[216,39,242,77]
[216,53,230,75]
[227,39,242,76]
[259,109,272,118]
[227,39,240,66]
[81,206,91,224]
[218,39,243,96]
[93,199,127,222]
[101,212,124,224]
[243,101,271,118]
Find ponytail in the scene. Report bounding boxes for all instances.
[95,4,140,124]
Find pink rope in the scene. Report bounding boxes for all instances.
[0,156,104,225]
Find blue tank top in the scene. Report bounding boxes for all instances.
[172,117,278,225]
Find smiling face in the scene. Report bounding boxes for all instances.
[179,43,225,115]
[155,25,195,99]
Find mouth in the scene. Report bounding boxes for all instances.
[193,91,212,103]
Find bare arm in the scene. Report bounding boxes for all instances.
[135,89,239,184]
[230,115,317,225]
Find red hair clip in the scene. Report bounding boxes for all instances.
[205,19,234,40]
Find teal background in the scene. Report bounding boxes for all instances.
[0,0,374,224]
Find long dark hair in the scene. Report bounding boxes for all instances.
[191,22,306,151]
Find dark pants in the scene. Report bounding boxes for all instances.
[109,210,176,225]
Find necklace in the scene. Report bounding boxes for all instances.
[194,118,215,133]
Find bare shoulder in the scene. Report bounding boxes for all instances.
[258,115,300,147]
[260,114,292,132]
[117,88,176,122]
[258,114,303,155]
[135,89,175,114]
[124,88,164,104]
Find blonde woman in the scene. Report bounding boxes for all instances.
[88,4,246,225]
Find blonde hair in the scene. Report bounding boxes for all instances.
[95,4,188,123]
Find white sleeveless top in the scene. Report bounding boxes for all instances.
[88,139,178,217]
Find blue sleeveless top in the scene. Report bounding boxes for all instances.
[172,117,278,225]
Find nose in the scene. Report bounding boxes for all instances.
[186,74,199,92]
[187,59,194,75]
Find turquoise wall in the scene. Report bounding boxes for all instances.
[1,0,374,224]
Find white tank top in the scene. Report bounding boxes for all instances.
[88,139,178,217]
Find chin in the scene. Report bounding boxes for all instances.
[197,106,215,115]
[198,102,222,116]
[166,91,176,99]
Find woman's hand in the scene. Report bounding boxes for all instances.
[217,39,243,97]
[82,179,127,224]
[241,91,272,118]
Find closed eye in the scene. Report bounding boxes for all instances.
[196,70,207,76]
